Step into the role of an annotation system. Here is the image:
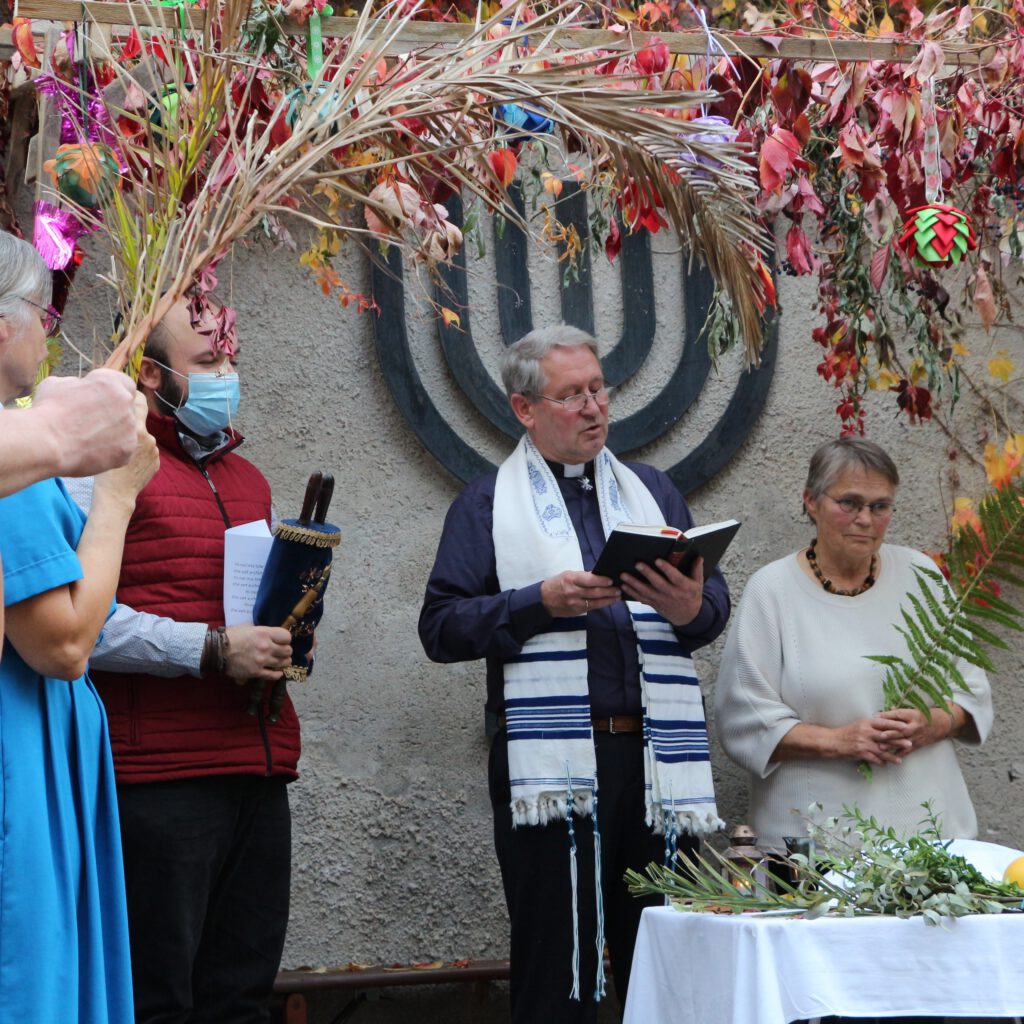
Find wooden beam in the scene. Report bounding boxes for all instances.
[14,0,992,66]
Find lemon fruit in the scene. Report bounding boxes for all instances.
[1002,855,1024,890]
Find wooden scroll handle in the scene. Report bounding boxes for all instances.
[298,471,323,525]
[313,473,334,524]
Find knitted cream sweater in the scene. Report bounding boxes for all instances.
[713,545,993,850]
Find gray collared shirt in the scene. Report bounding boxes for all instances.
[63,427,276,677]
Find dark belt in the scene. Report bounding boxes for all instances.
[496,713,643,734]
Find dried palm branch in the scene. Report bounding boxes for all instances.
[37,0,769,369]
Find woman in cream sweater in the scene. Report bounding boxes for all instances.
[714,438,992,851]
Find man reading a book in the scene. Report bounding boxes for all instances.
[419,325,730,1024]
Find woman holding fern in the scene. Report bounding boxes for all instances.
[714,438,992,850]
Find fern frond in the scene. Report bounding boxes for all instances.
[870,478,1024,717]
[963,603,1020,633]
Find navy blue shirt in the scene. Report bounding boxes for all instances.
[418,458,731,717]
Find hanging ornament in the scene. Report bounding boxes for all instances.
[679,114,737,178]
[495,103,555,137]
[43,142,121,208]
[897,202,977,267]
[284,83,348,133]
[897,77,976,267]
[32,200,89,270]
[150,83,187,143]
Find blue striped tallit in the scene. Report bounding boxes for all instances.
[494,435,722,834]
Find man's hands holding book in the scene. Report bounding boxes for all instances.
[538,557,704,624]
[620,556,705,626]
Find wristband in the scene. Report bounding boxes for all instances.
[200,626,227,675]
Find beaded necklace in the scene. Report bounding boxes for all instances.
[806,538,877,597]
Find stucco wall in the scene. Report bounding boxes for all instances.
[45,209,1024,982]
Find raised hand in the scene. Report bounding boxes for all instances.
[36,370,139,477]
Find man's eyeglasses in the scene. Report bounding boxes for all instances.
[17,296,63,336]
[825,493,896,518]
[527,386,614,413]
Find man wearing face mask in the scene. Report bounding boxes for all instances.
[63,296,298,1024]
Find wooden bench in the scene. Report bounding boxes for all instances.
[273,959,511,1024]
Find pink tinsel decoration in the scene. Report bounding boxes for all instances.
[32,200,88,270]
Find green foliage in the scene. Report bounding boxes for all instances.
[870,481,1024,717]
[626,805,1024,922]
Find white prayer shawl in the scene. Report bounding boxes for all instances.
[493,435,722,835]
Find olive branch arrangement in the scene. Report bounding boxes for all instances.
[625,805,1024,923]
[857,480,1024,779]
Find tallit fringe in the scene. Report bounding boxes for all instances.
[511,791,594,827]
[646,805,725,836]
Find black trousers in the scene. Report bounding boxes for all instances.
[116,776,292,1024]
[490,729,697,1024]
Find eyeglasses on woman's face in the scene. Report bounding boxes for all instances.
[526,385,615,414]
[824,493,896,518]
[16,296,63,336]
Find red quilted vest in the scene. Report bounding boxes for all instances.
[91,411,301,784]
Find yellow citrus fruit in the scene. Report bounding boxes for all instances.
[1002,856,1024,889]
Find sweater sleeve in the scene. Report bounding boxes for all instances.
[713,566,800,779]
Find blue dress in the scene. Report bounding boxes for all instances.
[0,479,133,1023]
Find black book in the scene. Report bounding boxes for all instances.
[592,519,741,585]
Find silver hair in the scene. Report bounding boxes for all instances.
[805,437,900,501]
[0,232,51,328]
[499,325,598,398]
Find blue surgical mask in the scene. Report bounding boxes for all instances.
[153,360,240,436]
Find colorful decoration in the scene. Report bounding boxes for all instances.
[35,71,118,150]
[897,203,978,268]
[150,84,185,142]
[13,0,769,374]
[32,200,88,270]
[284,84,347,132]
[496,103,554,136]
[43,142,121,208]
[679,114,737,176]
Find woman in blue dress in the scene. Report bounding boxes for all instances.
[0,231,159,1022]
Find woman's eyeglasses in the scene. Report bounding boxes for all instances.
[825,493,895,518]
[17,296,63,336]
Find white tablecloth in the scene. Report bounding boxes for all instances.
[623,907,1024,1024]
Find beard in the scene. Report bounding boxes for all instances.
[154,368,186,414]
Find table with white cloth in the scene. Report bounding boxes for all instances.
[623,906,1024,1024]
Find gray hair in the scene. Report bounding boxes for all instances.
[805,437,900,500]
[0,232,51,328]
[500,325,598,398]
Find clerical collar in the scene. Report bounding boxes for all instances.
[545,459,596,492]
[546,459,595,479]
